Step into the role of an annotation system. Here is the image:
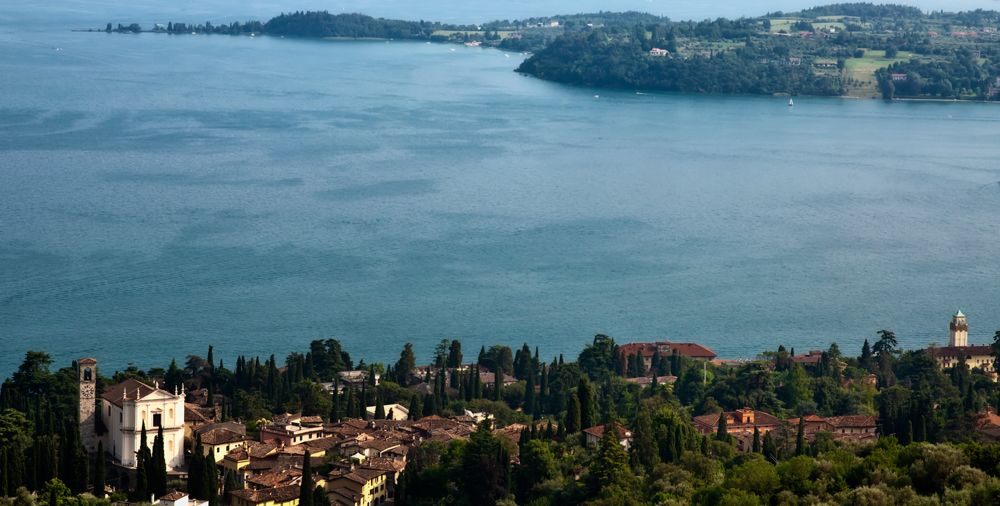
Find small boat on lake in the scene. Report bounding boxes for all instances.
[789,99,794,106]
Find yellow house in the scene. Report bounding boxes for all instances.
[328,469,388,506]
[202,428,252,463]
[229,485,299,506]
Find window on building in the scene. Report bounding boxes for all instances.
[169,440,173,452]
[153,413,162,427]
[84,367,92,381]
[169,408,174,421]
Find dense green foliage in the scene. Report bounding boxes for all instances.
[517,30,842,95]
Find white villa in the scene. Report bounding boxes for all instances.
[100,378,186,469]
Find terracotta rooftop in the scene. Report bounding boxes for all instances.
[925,345,993,357]
[582,422,633,440]
[825,415,877,428]
[229,485,300,504]
[693,410,782,429]
[339,469,385,485]
[201,428,249,446]
[160,492,187,501]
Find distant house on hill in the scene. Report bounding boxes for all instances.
[649,48,668,56]
[891,73,908,81]
[692,408,782,436]
[583,423,633,450]
[815,61,837,68]
[616,341,717,371]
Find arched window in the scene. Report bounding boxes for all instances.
[168,440,173,452]
[140,410,145,424]
[84,367,92,381]
[168,408,174,421]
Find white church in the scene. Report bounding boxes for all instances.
[80,359,186,469]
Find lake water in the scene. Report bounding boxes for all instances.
[3,0,1000,377]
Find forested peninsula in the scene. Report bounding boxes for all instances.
[102,4,1000,100]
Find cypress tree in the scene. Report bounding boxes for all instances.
[408,395,422,420]
[152,425,167,497]
[423,393,435,418]
[917,415,927,443]
[493,369,501,402]
[344,388,355,419]
[360,384,369,421]
[206,453,220,506]
[458,377,466,402]
[134,445,148,502]
[763,431,777,463]
[93,441,106,498]
[299,453,314,506]
[566,394,581,434]
[630,403,659,470]
[752,426,761,453]
[189,435,205,499]
[330,388,341,423]
[223,471,238,504]
[375,392,386,420]
[524,368,535,415]
[578,378,596,430]
[795,417,806,455]
[716,412,728,441]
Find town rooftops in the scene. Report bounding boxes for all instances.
[229,485,300,504]
[160,492,188,501]
[825,415,877,428]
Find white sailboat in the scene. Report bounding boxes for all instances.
[789,98,794,106]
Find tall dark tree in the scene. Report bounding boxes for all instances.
[566,394,581,434]
[795,417,806,456]
[299,452,314,506]
[716,412,728,441]
[151,425,167,497]
[630,403,658,470]
[752,426,761,454]
[375,392,386,420]
[578,378,596,430]
[461,422,511,505]
[189,435,206,500]
[763,431,777,463]
[93,441,106,498]
[395,343,417,385]
[447,340,463,368]
[524,368,535,416]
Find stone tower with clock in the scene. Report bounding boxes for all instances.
[78,358,98,453]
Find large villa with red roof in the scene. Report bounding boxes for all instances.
[617,341,717,371]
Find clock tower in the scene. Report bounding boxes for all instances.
[79,358,98,453]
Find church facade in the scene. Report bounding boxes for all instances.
[95,373,186,469]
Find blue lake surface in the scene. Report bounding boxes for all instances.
[2,0,1000,377]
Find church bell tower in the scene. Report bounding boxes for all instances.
[78,358,98,452]
[949,310,968,347]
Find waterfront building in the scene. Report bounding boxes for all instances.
[99,377,186,469]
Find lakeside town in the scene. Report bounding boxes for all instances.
[4,310,1000,506]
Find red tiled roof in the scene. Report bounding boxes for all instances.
[582,423,632,440]
[201,428,249,445]
[825,415,877,428]
[79,358,98,365]
[229,485,300,504]
[160,492,187,501]
[693,410,782,429]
